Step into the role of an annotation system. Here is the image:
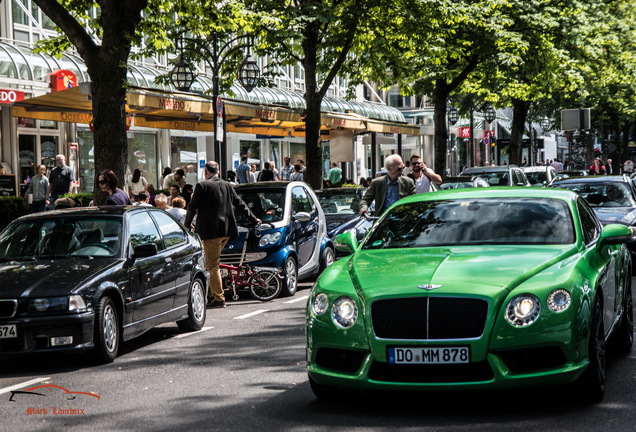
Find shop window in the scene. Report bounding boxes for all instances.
[170,136,197,172]
[40,120,58,129]
[241,140,261,169]
[290,142,305,171]
[127,133,158,191]
[13,0,28,25]
[269,141,281,174]
[18,117,35,128]
[18,135,36,186]
[40,136,58,172]
[77,129,95,192]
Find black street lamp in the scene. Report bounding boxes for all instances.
[447,105,460,126]
[484,104,496,123]
[170,32,260,177]
[541,116,551,131]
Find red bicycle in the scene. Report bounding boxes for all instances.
[219,226,282,301]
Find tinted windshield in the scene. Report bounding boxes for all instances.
[551,181,636,207]
[316,190,361,214]
[363,198,575,249]
[236,189,286,223]
[525,171,548,185]
[0,217,122,259]
[463,171,507,186]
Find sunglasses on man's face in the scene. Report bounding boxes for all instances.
[98,180,108,185]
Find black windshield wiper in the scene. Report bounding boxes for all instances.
[37,254,71,260]
[0,257,36,262]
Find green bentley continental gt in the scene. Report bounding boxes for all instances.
[306,188,634,401]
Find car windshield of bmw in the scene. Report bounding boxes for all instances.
[551,181,636,207]
[235,189,286,224]
[362,198,574,249]
[0,217,122,259]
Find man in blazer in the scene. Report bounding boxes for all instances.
[184,161,261,308]
[359,155,416,216]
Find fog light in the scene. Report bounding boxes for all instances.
[50,336,73,346]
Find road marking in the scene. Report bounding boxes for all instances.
[284,296,308,304]
[174,326,214,338]
[0,377,52,395]
[234,310,268,319]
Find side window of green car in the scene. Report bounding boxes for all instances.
[578,198,601,245]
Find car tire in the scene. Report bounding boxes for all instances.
[319,247,335,274]
[248,269,282,301]
[177,277,207,332]
[280,256,298,297]
[577,296,606,401]
[93,296,119,363]
[613,275,633,354]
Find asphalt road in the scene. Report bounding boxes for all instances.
[0,278,635,432]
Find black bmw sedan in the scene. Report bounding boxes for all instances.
[0,206,208,362]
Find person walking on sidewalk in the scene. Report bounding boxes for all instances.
[184,161,261,308]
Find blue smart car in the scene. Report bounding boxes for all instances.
[220,181,335,297]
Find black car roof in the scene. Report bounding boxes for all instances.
[551,175,628,185]
[14,205,152,222]
[462,165,518,173]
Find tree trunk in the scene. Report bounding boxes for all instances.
[432,80,450,177]
[510,99,529,165]
[302,28,323,190]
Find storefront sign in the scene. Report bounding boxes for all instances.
[0,175,18,197]
[0,89,25,104]
[255,109,275,120]
[158,98,186,110]
[459,127,471,138]
[50,70,77,92]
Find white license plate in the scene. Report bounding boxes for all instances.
[388,346,470,364]
[0,324,17,339]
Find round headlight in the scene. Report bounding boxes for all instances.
[331,296,358,328]
[312,293,329,315]
[547,289,571,312]
[259,232,282,247]
[505,294,541,327]
[33,298,49,312]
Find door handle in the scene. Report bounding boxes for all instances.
[165,257,173,263]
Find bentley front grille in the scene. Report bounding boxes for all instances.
[371,297,489,340]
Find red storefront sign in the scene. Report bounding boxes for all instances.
[0,89,25,104]
[50,70,77,92]
[459,127,471,138]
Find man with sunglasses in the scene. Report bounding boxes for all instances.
[359,154,416,216]
[407,154,442,194]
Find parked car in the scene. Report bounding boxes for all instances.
[222,181,334,297]
[307,188,633,401]
[315,187,365,235]
[521,165,559,187]
[460,165,531,187]
[0,207,208,362]
[439,175,490,190]
[549,175,636,263]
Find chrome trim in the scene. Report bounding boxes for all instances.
[0,299,18,318]
[370,296,490,341]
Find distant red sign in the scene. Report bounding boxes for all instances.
[50,70,77,92]
[0,89,25,104]
[459,127,471,138]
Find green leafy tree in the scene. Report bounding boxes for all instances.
[32,0,247,203]
[245,0,390,189]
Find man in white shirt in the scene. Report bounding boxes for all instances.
[407,154,442,194]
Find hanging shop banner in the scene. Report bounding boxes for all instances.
[0,89,25,104]
[50,70,77,92]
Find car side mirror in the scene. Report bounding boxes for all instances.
[334,231,358,254]
[598,224,634,249]
[132,242,158,259]
[293,211,311,222]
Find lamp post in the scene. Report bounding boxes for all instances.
[447,104,459,175]
[170,32,260,178]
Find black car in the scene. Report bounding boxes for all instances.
[0,206,208,362]
[461,165,531,187]
[549,175,636,260]
[315,187,365,234]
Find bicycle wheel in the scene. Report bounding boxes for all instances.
[248,269,282,301]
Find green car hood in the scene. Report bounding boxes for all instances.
[349,245,578,297]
